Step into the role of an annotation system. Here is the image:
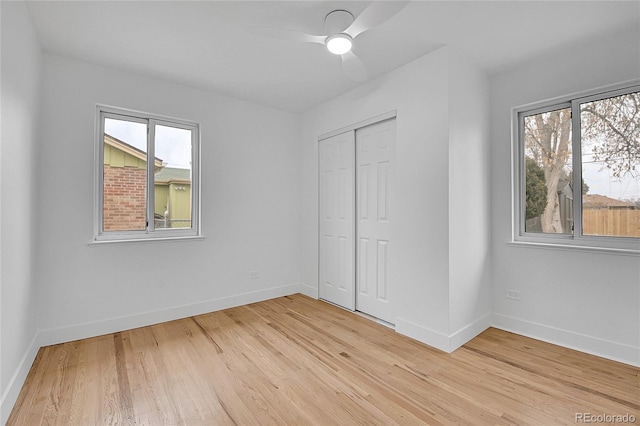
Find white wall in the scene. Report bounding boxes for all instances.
[0,1,43,422]
[300,47,492,351]
[448,52,492,343]
[490,26,640,366]
[35,55,302,343]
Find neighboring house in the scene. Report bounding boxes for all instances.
[154,166,192,229]
[583,193,636,209]
[103,134,191,231]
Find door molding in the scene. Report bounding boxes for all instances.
[318,110,397,142]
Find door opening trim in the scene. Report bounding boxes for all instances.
[318,110,397,141]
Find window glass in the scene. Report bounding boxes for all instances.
[523,107,573,234]
[102,118,148,232]
[580,92,640,238]
[154,125,193,230]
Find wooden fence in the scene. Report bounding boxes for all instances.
[583,208,640,237]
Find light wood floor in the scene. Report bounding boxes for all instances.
[9,294,639,425]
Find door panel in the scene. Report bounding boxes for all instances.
[356,119,395,323]
[318,131,355,310]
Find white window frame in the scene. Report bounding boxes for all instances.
[512,81,640,255]
[93,105,201,243]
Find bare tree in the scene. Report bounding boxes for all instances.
[581,92,640,179]
[524,108,571,233]
[523,90,640,234]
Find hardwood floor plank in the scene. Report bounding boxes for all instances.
[463,329,639,406]
[8,294,639,425]
[9,346,50,426]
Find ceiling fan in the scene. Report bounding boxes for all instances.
[257,2,409,82]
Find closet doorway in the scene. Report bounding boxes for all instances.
[318,115,396,324]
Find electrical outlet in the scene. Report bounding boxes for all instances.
[248,271,260,279]
[505,289,521,301]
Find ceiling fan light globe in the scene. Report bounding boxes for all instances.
[326,34,352,55]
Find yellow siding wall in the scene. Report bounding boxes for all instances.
[168,183,191,228]
[154,185,170,217]
[104,144,146,169]
[154,183,191,228]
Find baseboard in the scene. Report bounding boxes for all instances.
[449,313,493,351]
[1,333,41,425]
[298,282,318,299]
[39,283,301,347]
[395,314,492,353]
[394,318,450,352]
[492,313,640,367]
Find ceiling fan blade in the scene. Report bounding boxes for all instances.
[252,27,326,45]
[344,1,409,39]
[341,51,368,82]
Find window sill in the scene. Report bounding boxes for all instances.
[89,235,205,247]
[508,240,640,256]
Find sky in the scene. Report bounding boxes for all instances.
[104,118,192,170]
[582,140,639,202]
[582,161,640,202]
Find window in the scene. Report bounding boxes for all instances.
[513,83,640,252]
[94,105,200,242]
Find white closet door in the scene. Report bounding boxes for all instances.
[356,118,395,324]
[318,131,355,310]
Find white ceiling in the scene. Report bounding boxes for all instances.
[26,1,640,113]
